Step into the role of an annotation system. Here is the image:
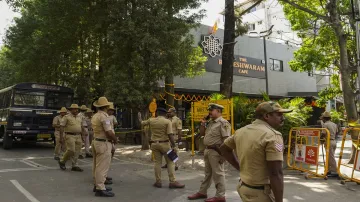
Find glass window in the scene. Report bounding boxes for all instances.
[248,23,256,31]
[46,92,72,109]
[14,91,45,107]
[270,59,284,72]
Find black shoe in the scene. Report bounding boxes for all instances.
[106,177,113,181]
[78,155,84,159]
[161,164,167,169]
[86,153,93,158]
[93,186,112,192]
[54,156,60,161]
[71,166,84,172]
[104,179,113,185]
[58,161,66,170]
[175,166,179,171]
[95,190,115,197]
[327,173,339,178]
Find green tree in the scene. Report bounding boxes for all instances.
[278,0,358,163]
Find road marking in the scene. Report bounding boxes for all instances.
[112,157,120,161]
[78,159,92,164]
[10,180,40,202]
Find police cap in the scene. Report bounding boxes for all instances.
[207,103,224,110]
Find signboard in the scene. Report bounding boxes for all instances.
[295,144,306,162]
[298,130,320,137]
[193,99,230,121]
[305,146,318,165]
[355,151,360,171]
[205,55,266,79]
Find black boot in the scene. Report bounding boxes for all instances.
[106,177,113,181]
[95,190,115,197]
[93,186,112,192]
[104,179,113,185]
[58,161,66,170]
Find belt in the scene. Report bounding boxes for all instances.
[95,138,111,142]
[66,132,81,135]
[241,181,265,190]
[150,140,169,144]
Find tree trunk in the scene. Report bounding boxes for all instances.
[328,0,358,163]
[220,0,235,98]
[165,75,175,109]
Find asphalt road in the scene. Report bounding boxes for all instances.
[0,142,359,202]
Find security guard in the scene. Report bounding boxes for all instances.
[188,103,230,202]
[79,105,88,159]
[139,108,185,189]
[84,108,94,158]
[53,107,67,160]
[92,97,118,197]
[162,108,182,170]
[219,101,292,202]
[108,103,117,158]
[58,104,87,172]
[321,111,339,177]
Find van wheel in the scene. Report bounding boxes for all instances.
[3,133,13,150]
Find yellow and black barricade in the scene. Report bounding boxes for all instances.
[287,127,330,180]
[337,127,360,185]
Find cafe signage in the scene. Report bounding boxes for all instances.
[205,55,266,79]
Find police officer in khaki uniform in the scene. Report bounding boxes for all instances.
[219,101,292,202]
[53,107,67,160]
[139,108,185,189]
[162,108,182,170]
[58,104,87,172]
[84,108,94,158]
[321,111,339,177]
[79,105,88,159]
[92,97,118,197]
[108,103,118,158]
[188,103,231,202]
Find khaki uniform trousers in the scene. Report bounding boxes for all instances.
[93,140,112,190]
[151,142,176,183]
[326,140,337,173]
[83,131,93,155]
[54,131,66,157]
[237,183,275,202]
[61,134,82,167]
[199,149,226,197]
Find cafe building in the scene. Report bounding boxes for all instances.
[157,24,318,109]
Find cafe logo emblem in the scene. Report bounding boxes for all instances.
[201,35,223,57]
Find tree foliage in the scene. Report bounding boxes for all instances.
[1,0,207,107]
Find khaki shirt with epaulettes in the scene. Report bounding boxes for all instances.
[52,115,63,132]
[141,116,172,141]
[169,116,182,135]
[85,116,93,134]
[224,119,284,186]
[323,121,338,140]
[109,115,117,132]
[92,110,112,140]
[60,113,86,133]
[203,116,231,146]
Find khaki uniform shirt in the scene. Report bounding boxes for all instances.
[203,116,231,146]
[60,113,86,133]
[109,115,117,131]
[323,121,338,140]
[52,115,63,132]
[85,116,93,131]
[92,110,112,140]
[169,116,182,135]
[224,119,284,186]
[142,116,172,141]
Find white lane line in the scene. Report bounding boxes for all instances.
[20,160,39,168]
[23,159,50,168]
[112,157,120,161]
[10,180,40,202]
[0,168,45,173]
[78,159,92,164]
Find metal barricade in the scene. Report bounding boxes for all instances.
[287,127,330,180]
[337,127,360,185]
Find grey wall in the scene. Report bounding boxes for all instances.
[172,25,317,96]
